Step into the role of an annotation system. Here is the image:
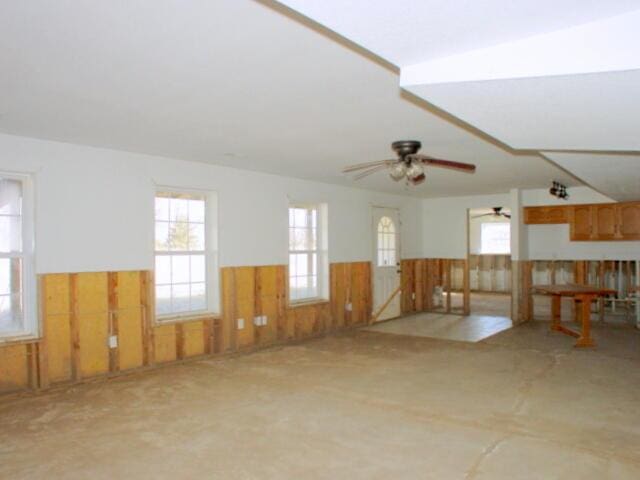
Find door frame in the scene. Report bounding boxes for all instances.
[466,207,514,318]
[371,205,402,321]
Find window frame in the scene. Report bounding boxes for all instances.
[479,221,511,255]
[376,215,397,267]
[153,187,218,323]
[288,202,328,305]
[0,171,36,342]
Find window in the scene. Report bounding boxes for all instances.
[0,175,35,339]
[480,223,511,254]
[377,216,396,266]
[154,191,215,318]
[288,204,327,303]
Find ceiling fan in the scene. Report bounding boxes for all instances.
[342,140,476,185]
[472,207,511,219]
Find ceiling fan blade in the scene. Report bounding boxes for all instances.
[502,213,512,219]
[426,158,476,172]
[409,154,476,173]
[471,213,493,219]
[352,164,390,180]
[342,160,394,173]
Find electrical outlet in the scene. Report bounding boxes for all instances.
[108,335,118,349]
[345,302,353,312]
[412,292,416,300]
[237,318,245,330]
[262,315,268,325]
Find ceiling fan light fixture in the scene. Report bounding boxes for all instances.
[411,173,426,185]
[389,162,406,181]
[406,161,424,179]
[342,140,476,186]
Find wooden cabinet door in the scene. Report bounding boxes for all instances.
[617,203,640,240]
[523,207,547,224]
[523,206,568,224]
[570,205,593,240]
[546,206,568,224]
[592,204,617,240]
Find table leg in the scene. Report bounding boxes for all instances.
[551,294,562,332]
[575,294,595,348]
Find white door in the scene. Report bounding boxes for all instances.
[372,207,401,321]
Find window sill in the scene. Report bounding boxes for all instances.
[0,332,40,346]
[154,312,220,326]
[288,298,330,309]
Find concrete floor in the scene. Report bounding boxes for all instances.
[2,322,640,479]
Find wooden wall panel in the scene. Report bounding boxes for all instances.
[77,313,109,377]
[401,259,416,314]
[234,267,256,349]
[254,266,283,346]
[43,274,72,383]
[76,273,109,378]
[118,308,143,370]
[349,262,371,325]
[182,321,206,358]
[1,262,372,396]
[220,268,237,352]
[283,307,296,340]
[291,304,316,338]
[0,344,29,394]
[45,313,72,383]
[154,324,177,363]
[115,271,144,371]
[414,259,425,312]
[330,264,348,328]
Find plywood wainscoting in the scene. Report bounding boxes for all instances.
[0,262,371,396]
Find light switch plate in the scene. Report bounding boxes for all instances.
[345,302,353,312]
[108,335,118,349]
[237,318,245,330]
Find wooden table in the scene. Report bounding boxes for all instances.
[533,284,616,347]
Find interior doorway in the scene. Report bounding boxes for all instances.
[372,207,401,321]
[466,207,513,318]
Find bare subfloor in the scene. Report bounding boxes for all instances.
[2,323,640,479]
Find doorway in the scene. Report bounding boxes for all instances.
[466,207,512,318]
[372,207,401,321]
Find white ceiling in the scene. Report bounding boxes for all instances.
[405,70,640,151]
[276,0,640,67]
[278,0,640,201]
[543,152,640,202]
[0,0,577,198]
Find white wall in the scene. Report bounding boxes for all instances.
[422,193,510,258]
[422,186,640,260]
[523,187,639,260]
[0,133,424,273]
[468,211,510,255]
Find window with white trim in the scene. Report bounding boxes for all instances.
[0,175,36,339]
[154,191,216,318]
[376,216,397,267]
[480,222,511,254]
[288,204,328,303]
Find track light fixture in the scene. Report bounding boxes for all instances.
[549,181,568,200]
